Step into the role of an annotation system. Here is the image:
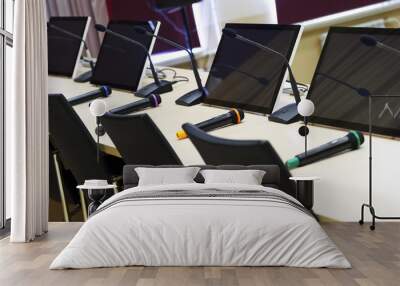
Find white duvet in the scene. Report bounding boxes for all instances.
[50,183,351,269]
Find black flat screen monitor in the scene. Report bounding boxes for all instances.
[204,23,302,114]
[91,21,159,91]
[308,27,400,138]
[48,17,90,77]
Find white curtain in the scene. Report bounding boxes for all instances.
[8,0,49,242]
[194,0,278,68]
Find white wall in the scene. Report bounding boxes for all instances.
[213,0,277,26]
[191,0,278,67]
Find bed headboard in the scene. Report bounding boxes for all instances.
[123,165,281,190]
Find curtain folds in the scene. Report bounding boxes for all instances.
[8,0,49,242]
[46,0,109,57]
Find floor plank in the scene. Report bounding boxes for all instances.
[0,222,399,286]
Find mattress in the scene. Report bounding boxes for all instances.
[50,183,350,269]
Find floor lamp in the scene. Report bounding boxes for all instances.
[358,35,400,230]
[359,94,400,230]
[297,98,315,156]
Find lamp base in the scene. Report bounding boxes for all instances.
[74,70,93,83]
[135,80,173,98]
[95,125,105,136]
[268,103,300,124]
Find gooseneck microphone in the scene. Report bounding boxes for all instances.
[316,72,371,97]
[222,28,301,124]
[133,25,207,106]
[68,86,112,106]
[176,109,244,139]
[47,22,94,83]
[94,24,173,98]
[286,131,364,170]
[360,35,377,47]
[360,35,400,56]
[213,64,269,86]
[110,94,162,115]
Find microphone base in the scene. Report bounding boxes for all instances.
[135,80,173,98]
[74,70,93,83]
[175,89,205,106]
[268,103,301,124]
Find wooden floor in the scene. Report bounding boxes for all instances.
[1,222,399,286]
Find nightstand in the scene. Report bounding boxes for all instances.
[77,184,117,220]
[289,177,320,210]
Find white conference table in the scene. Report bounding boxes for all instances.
[49,68,400,221]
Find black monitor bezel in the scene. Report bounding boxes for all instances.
[204,23,302,115]
[307,26,400,138]
[90,20,157,91]
[48,16,89,77]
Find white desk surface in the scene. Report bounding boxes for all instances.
[49,68,400,222]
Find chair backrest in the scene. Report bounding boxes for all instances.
[48,94,111,184]
[100,112,182,165]
[182,123,296,197]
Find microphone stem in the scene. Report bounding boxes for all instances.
[48,23,85,44]
[105,29,161,85]
[49,23,93,71]
[148,33,204,91]
[89,60,95,74]
[188,51,204,91]
[235,34,301,104]
[376,42,400,56]
[97,118,100,164]
[180,6,194,52]
[304,117,308,157]
[369,95,372,207]
[83,45,96,74]
[147,55,161,85]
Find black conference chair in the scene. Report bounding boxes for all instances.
[182,123,296,197]
[49,94,124,221]
[100,112,182,165]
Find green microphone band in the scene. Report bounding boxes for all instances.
[286,157,300,170]
[349,130,364,148]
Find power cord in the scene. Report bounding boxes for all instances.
[146,67,190,84]
[284,80,309,94]
[159,68,190,84]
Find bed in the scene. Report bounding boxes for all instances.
[50,165,350,269]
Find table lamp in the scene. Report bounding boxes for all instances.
[90,99,107,163]
[297,98,315,156]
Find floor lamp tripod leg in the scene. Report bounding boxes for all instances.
[359,204,365,225]
[370,206,376,231]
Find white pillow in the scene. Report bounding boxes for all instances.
[200,169,266,185]
[135,167,201,186]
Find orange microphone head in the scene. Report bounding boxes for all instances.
[176,130,188,140]
[231,108,244,124]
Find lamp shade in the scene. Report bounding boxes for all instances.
[90,99,107,117]
[297,99,315,117]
